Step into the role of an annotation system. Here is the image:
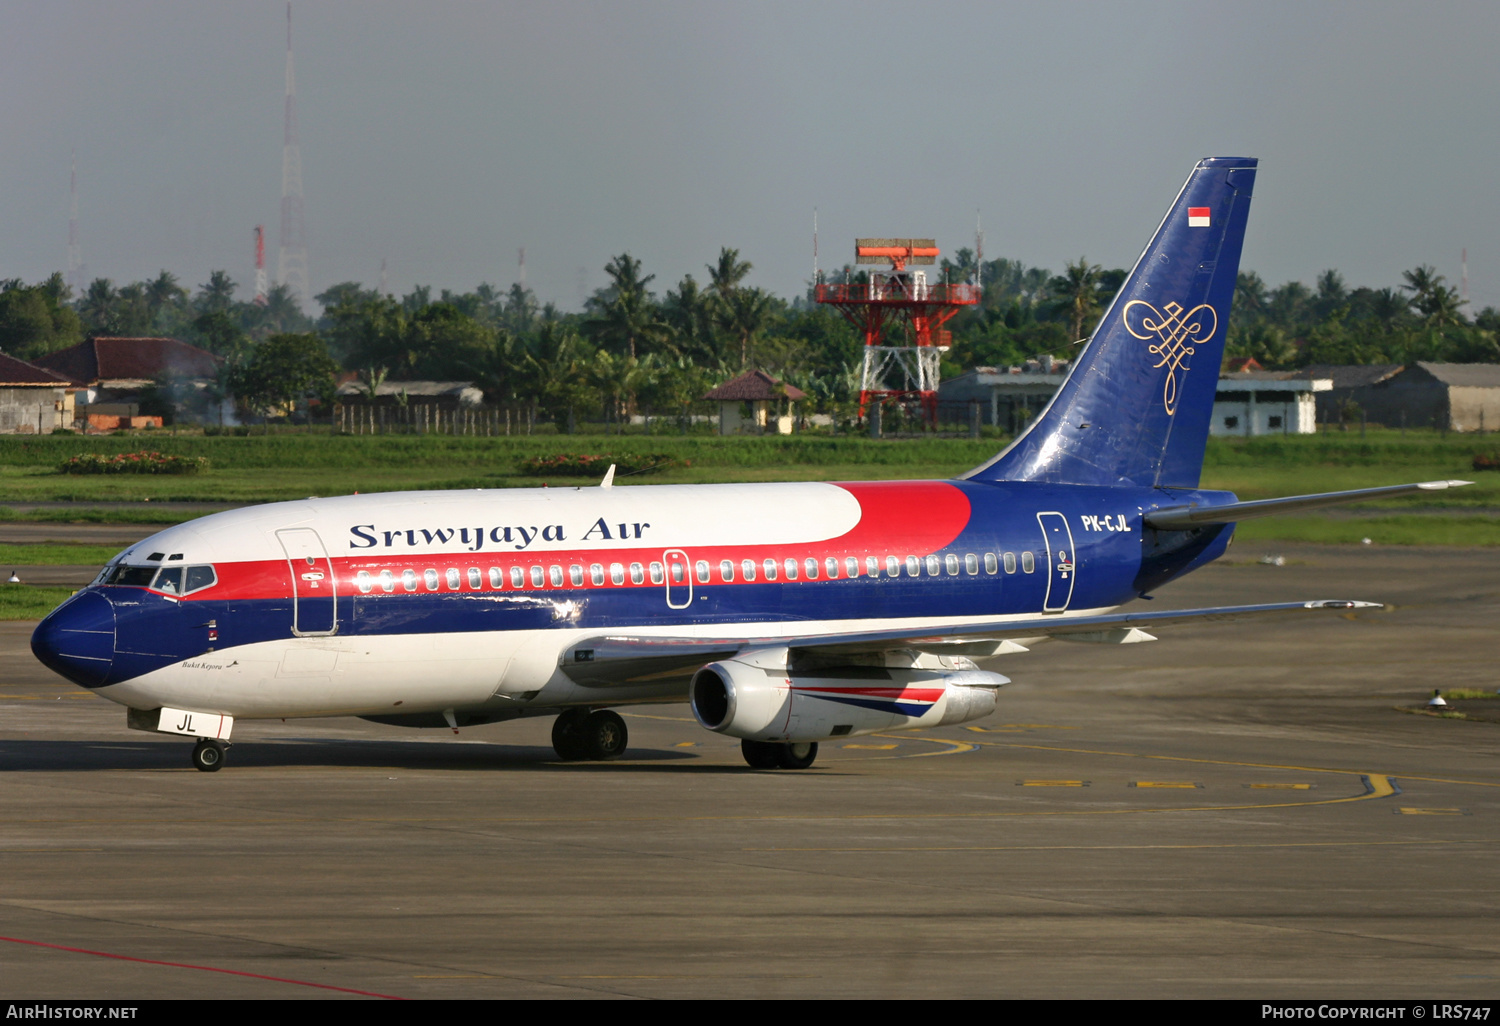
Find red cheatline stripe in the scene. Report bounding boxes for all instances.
[0,934,404,1000]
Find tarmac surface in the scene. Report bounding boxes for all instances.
[0,542,1497,999]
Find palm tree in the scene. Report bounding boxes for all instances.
[196,271,237,315]
[707,247,752,300]
[1048,258,1103,342]
[586,253,671,359]
[716,286,774,368]
[78,278,119,334]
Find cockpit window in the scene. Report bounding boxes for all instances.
[184,565,216,593]
[153,567,184,594]
[106,565,158,587]
[102,563,216,593]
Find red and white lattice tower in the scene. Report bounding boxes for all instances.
[276,3,309,306]
[67,153,83,292]
[253,226,268,304]
[815,239,979,425]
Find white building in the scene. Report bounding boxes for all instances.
[1210,372,1330,436]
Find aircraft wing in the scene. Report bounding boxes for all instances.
[1144,480,1471,529]
[558,599,1380,687]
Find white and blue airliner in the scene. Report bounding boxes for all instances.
[31,158,1468,771]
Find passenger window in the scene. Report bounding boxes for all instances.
[827,557,841,579]
[380,570,396,593]
[926,555,940,576]
[805,557,819,579]
[905,556,921,577]
[671,562,685,584]
[946,554,960,575]
[549,566,564,587]
[591,564,605,586]
[356,571,373,594]
[695,560,710,584]
[153,567,183,594]
[403,569,418,592]
[1022,551,1035,574]
[649,562,664,585]
[569,565,584,586]
[611,563,626,585]
[784,558,797,580]
[720,560,735,582]
[984,553,998,574]
[847,556,861,578]
[184,565,217,593]
[964,554,978,575]
[763,558,778,581]
[425,569,440,591]
[442,568,457,590]
[530,566,545,588]
[468,568,482,589]
[1004,552,1017,574]
[511,566,526,588]
[630,563,645,585]
[742,559,756,582]
[490,567,504,589]
[867,556,881,578]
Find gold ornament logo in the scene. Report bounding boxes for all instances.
[1122,300,1218,415]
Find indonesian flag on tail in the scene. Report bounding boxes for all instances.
[1188,206,1211,227]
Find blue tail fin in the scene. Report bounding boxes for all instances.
[966,157,1257,489]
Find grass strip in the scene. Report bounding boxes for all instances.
[0,545,125,566]
[1235,515,1500,547]
[0,586,77,621]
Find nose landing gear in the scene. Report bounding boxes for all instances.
[191,739,227,772]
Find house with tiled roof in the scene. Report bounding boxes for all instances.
[32,336,224,428]
[702,369,807,435]
[0,352,78,433]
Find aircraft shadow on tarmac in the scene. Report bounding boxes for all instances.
[0,737,732,773]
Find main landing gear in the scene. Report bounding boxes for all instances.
[741,739,819,770]
[191,739,228,772]
[551,708,629,762]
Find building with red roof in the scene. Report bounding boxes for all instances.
[702,369,807,435]
[0,352,78,433]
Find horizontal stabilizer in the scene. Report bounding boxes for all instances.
[559,600,1381,687]
[1144,480,1472,529]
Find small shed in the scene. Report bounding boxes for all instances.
[1357,363,1500,432]
[0,353,77,434]
[1210,371,1330,436]
[702,370,806,435]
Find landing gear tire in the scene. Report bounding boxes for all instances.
[741,739,782,769]
[776,742,818,770]
[741,740,818,770]
[582,710,628,761]
[191,739,226,772]
[551,709,591,761]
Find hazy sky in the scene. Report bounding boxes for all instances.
[3,1,1498,311]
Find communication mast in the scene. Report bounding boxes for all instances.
[67,153,83,291]
[276,2,309,305]
[815,238,979,425]
[253,226,268,304]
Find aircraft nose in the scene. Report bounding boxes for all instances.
[32,590,116,688]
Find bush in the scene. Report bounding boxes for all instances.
[517,452,680,476]
[59,451,210,475]
[1473,453,1500,472]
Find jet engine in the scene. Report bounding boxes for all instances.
[688,646,1008,743]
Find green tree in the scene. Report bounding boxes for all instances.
[229,332,338,420]
[0,276,83,359]
[1048,258,1104,342]
[586,253,671,359]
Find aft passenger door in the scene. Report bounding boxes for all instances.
[1036,512,1075,613]
[276,528,338,636]
[664,549,692,610]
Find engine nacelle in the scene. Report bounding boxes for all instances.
[689,647,1008,743]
